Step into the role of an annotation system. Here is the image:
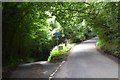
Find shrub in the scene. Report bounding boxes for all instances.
[48,43,74,62]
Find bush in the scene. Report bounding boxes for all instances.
[48,43,74,62]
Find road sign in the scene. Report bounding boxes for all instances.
[58,46,63,50]
[55,32,60,36]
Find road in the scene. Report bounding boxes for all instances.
[5,61,60,78]
[53,38,118,78]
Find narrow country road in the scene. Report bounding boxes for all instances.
[53,38,118,78]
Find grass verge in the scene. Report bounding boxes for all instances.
[48,43,74,62]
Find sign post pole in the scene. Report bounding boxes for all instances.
[57,36,59,51]
[55,32,60,51]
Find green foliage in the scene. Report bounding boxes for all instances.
[2,2,55,68]
[48,43,74,62]
[2,2,119,69]
[69,20,95,43]
[91,2,120,57]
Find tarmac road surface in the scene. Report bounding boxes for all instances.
[53,38,118,78]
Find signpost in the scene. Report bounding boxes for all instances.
[55,32,63,51]
[55,32,60,37]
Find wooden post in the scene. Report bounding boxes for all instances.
[65,39,67,46]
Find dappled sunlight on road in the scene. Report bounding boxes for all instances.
[8,61,60,78]
[19,61,54,67]
[70,43,95,53]
[53,38,118,78]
